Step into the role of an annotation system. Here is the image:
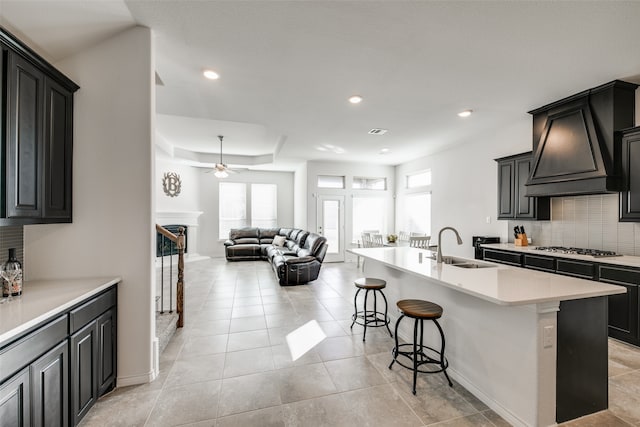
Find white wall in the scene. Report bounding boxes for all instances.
[396,117,531,258]
[306,161,395,262]
[23,27,156,386]
[198,170,295,258]
[155,153,201,214]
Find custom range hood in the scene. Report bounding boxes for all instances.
[525,80,638,197]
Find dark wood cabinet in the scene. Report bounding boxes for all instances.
[70,288,117,426]
[620,126,640,222]
[31,341,68,427]
[0,284,117,427]
[6,51,43,219]
[556,259,596,280]
[483,248,523,267]
[523,254,556,273]
[495,152,550,220]
[0,27,78,225]
[599,265,640,345]
[0,369,30,426]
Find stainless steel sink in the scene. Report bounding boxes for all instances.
[442,256,496,269]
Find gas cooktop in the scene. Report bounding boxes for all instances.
[534,246,621,258]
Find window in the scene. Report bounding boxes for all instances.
[251,184,277,228]
[352,197,386,242]
[407,170,432,188]
[317,175,345,189]
[399,192,431,235]
[219,183,247,239]
[352,177,386,190]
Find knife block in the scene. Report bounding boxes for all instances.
[515,233,528,246]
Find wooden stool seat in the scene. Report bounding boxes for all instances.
[397,299,443,319]
[355,277,387,290]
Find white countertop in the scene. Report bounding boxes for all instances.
[0,277,121,346]
[482,243,640,268]
[349,247,625,306]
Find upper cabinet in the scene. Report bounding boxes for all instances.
[496,152,550,220]
[620,127,640,222]
[0,27,79,225]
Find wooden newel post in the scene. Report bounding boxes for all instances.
[176,227,185,328]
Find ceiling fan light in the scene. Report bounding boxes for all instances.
[203,69,219,80]
[214,169,229,178]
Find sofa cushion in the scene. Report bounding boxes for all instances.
[273,235,286,247]
[304,233,325,254]
[259,228,280,238]
[289,229,301,240]
[294,231,309,246]
[226,244,261,258]
[279,228,293,238]
[234,237,260,245]
[229,228,260,240]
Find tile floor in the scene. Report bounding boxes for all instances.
[81,258,640,426]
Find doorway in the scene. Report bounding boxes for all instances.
[317,195,345,262]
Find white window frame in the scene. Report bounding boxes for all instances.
[352,176,387,190]
[406,169,432,189]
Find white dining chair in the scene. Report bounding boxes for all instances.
[409,236,431,249]
[398,231,410,241]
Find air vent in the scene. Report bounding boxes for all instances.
[368,128,388,135]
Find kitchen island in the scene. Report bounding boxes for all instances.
[349,247,625,427]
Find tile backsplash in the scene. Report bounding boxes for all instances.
[0,226,24,271]
[508,194,640,256]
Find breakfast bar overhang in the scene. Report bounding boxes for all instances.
[349,246,626,427]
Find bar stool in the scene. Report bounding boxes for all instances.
[389,299,453,394]
[350,278,393,341]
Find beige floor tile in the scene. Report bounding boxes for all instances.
[480,409,511,427]
[609,338,640,370]
[180,334,228,357]
[187,319,231,337]
[216,406,284,427]
[217,372,281,417]
[559,410,633,426]
[226,329,270,352]
[341,384,422,427]
[271,344,323,369]
[427,412,494,426]
[324,356,387,392]
[223,347,275,378]
[228,315,267,333]
[165,353,225,388]
[277,362,338,403]
[231,304,265,318]
[79,387,160,427]
[316,335,365,361]
[282,393,359,427]
[146,380,221,426]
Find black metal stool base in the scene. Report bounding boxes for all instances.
[350,287,393,341]
[389,314,453,394]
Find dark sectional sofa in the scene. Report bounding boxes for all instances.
[224,227,328,285]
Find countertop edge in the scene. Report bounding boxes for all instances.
[0,277,121,346]
[349,248,625,306]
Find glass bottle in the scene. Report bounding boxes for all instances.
[3,248,22,297]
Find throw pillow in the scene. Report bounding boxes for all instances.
[273,235,286,247]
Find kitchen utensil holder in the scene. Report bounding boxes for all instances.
[515,233,528,246]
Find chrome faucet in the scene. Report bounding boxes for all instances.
[437,227,463,263]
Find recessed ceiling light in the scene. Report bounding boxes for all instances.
[458,109,473,118]
[380,148,390,154]
[368,128,388,135]
[348,95,363,104]
[203,69,220,80]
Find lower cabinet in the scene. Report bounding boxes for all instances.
[483,249,523,267]
[599,265,640,345]
[0,284,117,427]
[0,369,30,426]
[70,308,116,425]
[31,341,68,427]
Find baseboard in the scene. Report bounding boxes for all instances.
[116,369,157,388]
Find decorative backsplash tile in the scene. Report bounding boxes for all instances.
[0,226,24,272]
[509,194,640,256]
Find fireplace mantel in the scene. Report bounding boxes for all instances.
[156,211,203,227]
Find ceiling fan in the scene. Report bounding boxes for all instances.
[212,135,236,178]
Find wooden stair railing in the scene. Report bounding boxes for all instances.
[156,224,185,328]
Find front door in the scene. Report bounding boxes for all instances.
[317,195,345,262]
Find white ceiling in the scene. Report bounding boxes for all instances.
[2,1,640,170]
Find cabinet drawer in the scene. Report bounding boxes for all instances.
[557,259,596,280]
[599,265,640,285]
[70,287,116,334]
[0,315,67,384]
[483,249,522,267]
[523,254,556,272]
